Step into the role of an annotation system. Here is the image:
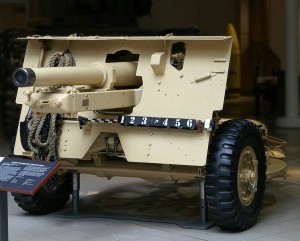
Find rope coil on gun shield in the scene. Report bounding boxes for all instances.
[27,50,76,161]
[46,50,76,67]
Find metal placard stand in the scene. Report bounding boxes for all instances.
[0,157,61,241]
[0,191,8,241]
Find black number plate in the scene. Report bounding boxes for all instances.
[119,116,197,130]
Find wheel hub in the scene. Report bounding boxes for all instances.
[238,146,258,206]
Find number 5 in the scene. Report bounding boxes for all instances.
[175,119,181,127]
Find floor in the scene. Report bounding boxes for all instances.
[1,96,300,241]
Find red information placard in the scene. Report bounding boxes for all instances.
[0,157,60,195]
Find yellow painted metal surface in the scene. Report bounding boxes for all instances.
[14,36,232,167]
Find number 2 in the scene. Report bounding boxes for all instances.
[130,117,135,124]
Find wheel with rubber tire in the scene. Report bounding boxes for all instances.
[12,172,72,214]
[205,119,266,230]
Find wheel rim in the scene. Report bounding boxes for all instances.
[237,146,259,206]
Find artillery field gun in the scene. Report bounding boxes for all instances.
[12,35,287,230]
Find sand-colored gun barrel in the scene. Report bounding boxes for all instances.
[13,62,142,88]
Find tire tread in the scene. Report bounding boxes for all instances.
[205,119,266,230]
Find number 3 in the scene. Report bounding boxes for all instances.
[142,117,147,125]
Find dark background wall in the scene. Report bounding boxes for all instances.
[0,0,297,138]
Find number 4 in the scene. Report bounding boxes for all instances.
[163,119,168,126]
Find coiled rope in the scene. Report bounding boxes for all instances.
[27,50,76,161]
[46,50,76,67]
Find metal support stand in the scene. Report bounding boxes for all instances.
[55,171,83,218]
[56,177,214,230]
[200,179,208,225]
[72,172,80,216]
[181,178,214,229]
[0,191,8,241]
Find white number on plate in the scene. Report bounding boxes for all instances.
[130,117,136,124]
[187,119,193,128]
[142,117,147,125]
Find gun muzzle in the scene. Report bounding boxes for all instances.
[13,62,142,88]
[13,68,36,87]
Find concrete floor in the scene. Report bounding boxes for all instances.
[1,96,300,241]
